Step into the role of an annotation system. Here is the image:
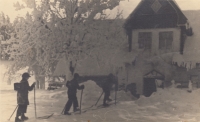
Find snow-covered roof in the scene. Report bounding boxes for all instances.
[172,52,200,70]
[53,57,70,77]
[76,47,137,76]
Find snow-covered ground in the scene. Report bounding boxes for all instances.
[1,62,200,122]
[1,80,200,122]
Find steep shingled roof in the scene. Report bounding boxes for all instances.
[124,0,188,30]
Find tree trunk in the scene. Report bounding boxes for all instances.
[36,80,39,89]
[34,74,45,89]
[32,65,46,89]
[35,75,45,89]
[39,76,45,89]
[70,61,75,76]
[7,79,11,85]
[35,75,40,89]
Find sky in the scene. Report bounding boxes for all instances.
[0,0,200,22]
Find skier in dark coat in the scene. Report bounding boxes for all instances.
[64,73,84,115]
[15,72,35,122]
[102,73,118,106]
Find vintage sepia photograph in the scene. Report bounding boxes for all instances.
[0,0,200,122]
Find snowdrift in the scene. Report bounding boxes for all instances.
[135,88,200,119]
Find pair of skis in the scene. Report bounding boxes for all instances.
[61,90,102,115]
[61,89,84,115]
[8,86,54,121]
[68,92,118,115]
[35,113,54,119]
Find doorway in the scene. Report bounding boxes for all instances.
[143,70,164,97]
[143,78,157,97]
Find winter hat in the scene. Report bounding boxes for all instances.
[22,72,31,78]
[74,73,79,79]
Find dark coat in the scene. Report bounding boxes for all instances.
[17,79,34,105]
[102,74,118,92]
[102,77,112,93]
[66,79,82,98]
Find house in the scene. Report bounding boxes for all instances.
[123,0,194,97]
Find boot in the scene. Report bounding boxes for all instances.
[103,103,109,107]
[73,107,80,112]
[107,98,112,102]
[64,111,71,115]
[21,114,28,121]
[15,117,23,122]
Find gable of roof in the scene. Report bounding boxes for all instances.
[124,0,188,30]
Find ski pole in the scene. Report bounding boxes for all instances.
[34,86,37,118]
[61,104,66,114]
[115,89,117,105]
[8,105,18,121]
[80,89,83,114]
[115,77,118,105]
[95,91,104,106]
[115,83,117,105]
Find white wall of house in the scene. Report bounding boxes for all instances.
[131,28,181,55]
[124,28,181,95]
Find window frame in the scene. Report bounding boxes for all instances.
[159,31,173,50]
[138,32,152,49]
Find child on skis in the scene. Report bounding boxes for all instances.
[64,73,84,115]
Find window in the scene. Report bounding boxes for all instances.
[138,32,152,49]
[196,63,200,68]
[159,31,173,49]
